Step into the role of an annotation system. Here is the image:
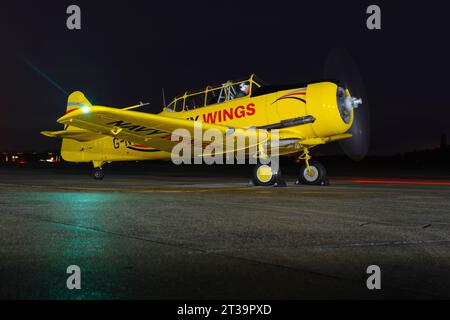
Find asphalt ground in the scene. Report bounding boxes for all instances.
[0,167,449,299]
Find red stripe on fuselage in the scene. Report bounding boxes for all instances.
[282,92,306,98]
[65,108,78,114]
[131,144,151,148]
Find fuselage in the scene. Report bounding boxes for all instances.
[60,81,353,164]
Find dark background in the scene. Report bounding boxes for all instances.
[0,0,448,155]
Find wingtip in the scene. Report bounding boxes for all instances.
[57,114,70,124]
[57,109,82,123]
[57,105,108,124]
[40,131,56,138]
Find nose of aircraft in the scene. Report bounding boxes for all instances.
[306,82,353,138]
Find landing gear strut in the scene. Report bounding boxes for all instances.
[295,148,329,186]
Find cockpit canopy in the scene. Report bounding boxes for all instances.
[165,74,265,112]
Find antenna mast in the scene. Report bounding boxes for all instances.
[162,88,167,107]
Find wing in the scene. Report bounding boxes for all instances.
[299,134,352,146]
[41,128,104,142]
[272,133,352,156]
[56,106,268,154]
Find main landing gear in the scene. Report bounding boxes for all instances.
[295,148,329,186]
[250,148,329,187]
[92,161,105,180]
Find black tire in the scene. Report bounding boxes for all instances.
[252,162,280,186]
[93,168,104,180]
[298,161,326,185]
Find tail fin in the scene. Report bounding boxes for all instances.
[66,91,92,114]
[41,91,102,141]
[41,91,95,137]
[64,91,92,130]
[41,91,101,162]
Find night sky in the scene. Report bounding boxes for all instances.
[0,0,449,154]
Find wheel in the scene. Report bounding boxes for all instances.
[253,163,280,186]
[298,161,326,185]
[93,168,104,180]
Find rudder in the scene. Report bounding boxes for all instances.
[64,91,92,130]
[66,91,92,113]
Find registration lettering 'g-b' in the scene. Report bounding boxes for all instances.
[105,120,162,135]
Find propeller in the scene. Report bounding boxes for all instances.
[324,47,370,161]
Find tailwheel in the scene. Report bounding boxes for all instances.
[252,162,282,186]
[296,160,327,185]
[93,167,105,180]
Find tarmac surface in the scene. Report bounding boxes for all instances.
[0,166,449,299]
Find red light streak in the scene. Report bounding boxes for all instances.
[350,179,450,186]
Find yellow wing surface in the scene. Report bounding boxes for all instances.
[41,128,105,142]
[56,106,270,155]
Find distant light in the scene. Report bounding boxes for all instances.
[81,106,91,114]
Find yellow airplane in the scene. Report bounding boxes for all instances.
[42,73,367,186]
